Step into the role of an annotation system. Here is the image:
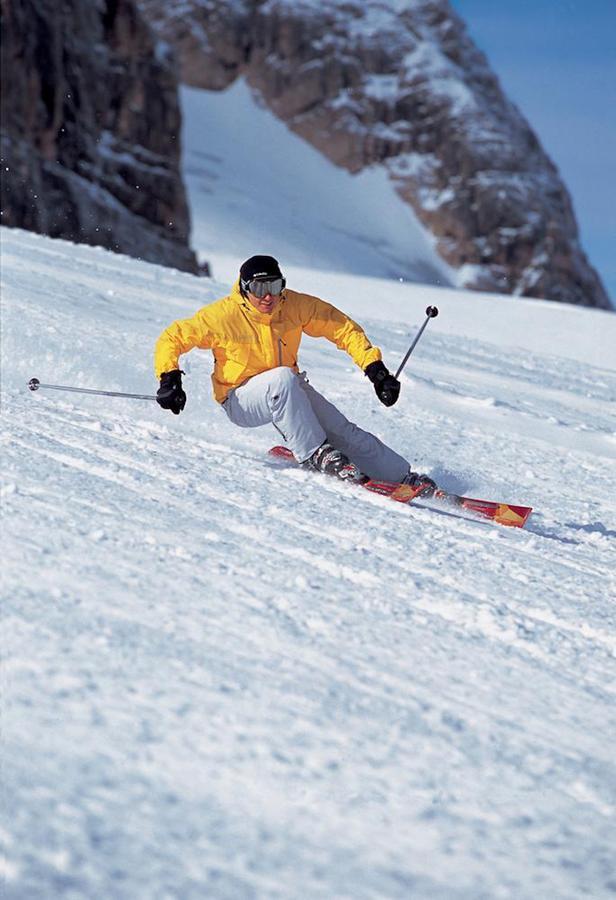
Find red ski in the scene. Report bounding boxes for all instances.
[268,446,532,528]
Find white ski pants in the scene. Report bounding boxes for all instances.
[222,367,409,482]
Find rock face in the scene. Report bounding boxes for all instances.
[1,0,198,273]
[137,0,609,308]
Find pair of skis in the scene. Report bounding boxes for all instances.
[269,446,532,528]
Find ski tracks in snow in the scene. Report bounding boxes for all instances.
[3,382,616,898]
[2,230,616,898]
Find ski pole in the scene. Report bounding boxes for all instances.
[27,378,157,401]
[394,306,439,379]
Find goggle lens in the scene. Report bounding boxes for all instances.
[246,277,284,298]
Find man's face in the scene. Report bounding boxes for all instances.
[246,290,281,314]
[248,292,280,313]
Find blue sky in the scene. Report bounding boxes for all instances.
[449,0,616,305]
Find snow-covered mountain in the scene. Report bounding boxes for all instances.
[4,0,610,308]
[2,225,615,898]
[140,0,610,309]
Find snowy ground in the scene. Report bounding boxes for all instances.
[2,226,616,898]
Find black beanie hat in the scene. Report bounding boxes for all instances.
[239,255,283,284]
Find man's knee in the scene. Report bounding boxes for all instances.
[268,366,297,399]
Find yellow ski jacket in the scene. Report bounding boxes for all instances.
[154,282,382,403]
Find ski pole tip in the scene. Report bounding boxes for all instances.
[28,378,40,392]
[426,306,439,318]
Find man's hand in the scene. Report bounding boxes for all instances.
[156,369,186,414]
[365,360,400,407]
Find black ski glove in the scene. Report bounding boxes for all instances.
[157,369,186,414]
[365,360,400,407]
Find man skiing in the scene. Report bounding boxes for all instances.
[154,255,434,489]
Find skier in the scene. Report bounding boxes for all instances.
[154,255,435,489]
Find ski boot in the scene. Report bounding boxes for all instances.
[401,469,437,497]
[307,442,363,482]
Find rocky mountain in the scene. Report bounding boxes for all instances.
[137,0,610,308]
[1,0,198,274]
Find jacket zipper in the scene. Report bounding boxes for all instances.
[278,336,297,369]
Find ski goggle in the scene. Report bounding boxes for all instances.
[241,276,285,298]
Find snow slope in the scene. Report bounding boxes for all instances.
[2,226,616,899]
[180,80,454,287]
